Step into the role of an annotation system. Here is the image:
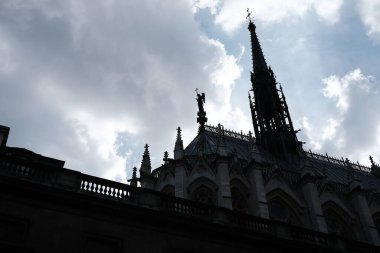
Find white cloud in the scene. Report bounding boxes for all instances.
[0,0,248,180]
[313,0,343,25]
[2,0,378,179]
[194,0,343,33]
[357,0,380,43]
[322,69,372,114]
[204,38,241,99]
[193,0,220,14]
[321,118,340,142]
[201,38,251,131]
[67,111,133,181]
[299,116,342,152]
[300,69,380,165]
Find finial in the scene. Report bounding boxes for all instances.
[175,126,184,149]
[140,144,152,174]
[176,126,182,140]
[370,155,375,165]
[217,125,227,157]
[369,155,380,168]
[174,127,184,160]
[128,166,138,187]
[132,167,137,179]
[163,151,169,164]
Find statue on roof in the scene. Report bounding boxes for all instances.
[196,89,206,114]
[195,88,207,132]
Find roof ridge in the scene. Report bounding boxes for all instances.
[306,150,371,173]
[204,124,252,142]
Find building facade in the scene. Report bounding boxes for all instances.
[138,18,380,247]
[1,16,380,253]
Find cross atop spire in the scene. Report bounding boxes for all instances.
[246,8,252,22]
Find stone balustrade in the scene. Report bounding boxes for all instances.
[0,153,55,182]
[0,150,377,252]
[80,174,135,200]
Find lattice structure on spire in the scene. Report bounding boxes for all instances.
[248,17,301,161]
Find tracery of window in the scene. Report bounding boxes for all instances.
[268,197,301,226]
[324,209,353,239]
[192,185,215,205]
[231,187,247,212]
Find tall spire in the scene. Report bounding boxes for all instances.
[140,144,152,174]
[247,9,268,73]
[247,10,301,161]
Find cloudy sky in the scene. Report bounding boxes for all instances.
[1,0,380,182]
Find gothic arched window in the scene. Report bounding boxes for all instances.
[268,197,302,226]
[323,208,354,239]
[191,185,215,205]
[231,187,247,212]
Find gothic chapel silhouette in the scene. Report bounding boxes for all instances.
[1,12,380,253]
